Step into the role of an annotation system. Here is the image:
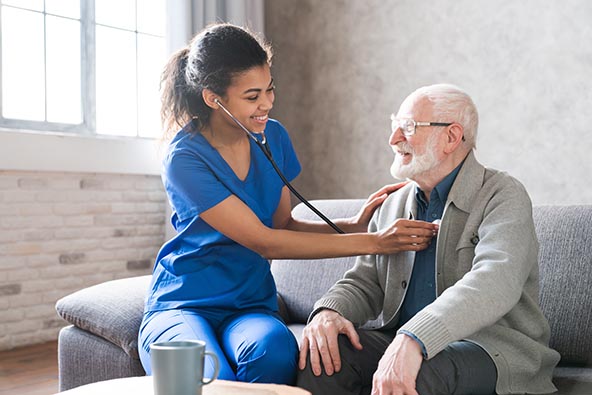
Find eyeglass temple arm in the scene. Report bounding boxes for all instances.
[416,122,453,127]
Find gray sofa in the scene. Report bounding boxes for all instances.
[56,200,592,394]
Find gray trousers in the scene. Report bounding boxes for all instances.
[296,330,497,395]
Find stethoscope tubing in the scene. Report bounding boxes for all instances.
[214,100,345,234]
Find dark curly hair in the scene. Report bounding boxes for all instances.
[160,23,272,139]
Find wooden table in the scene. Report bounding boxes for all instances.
[57,376,311,395]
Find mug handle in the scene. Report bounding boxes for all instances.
[202,351,219,385]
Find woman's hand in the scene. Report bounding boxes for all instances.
[374,219,438,255]
[351,182,409,232]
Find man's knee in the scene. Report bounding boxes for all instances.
[415,354,455,395]
[414,342,497,395]
[296,335,362,392]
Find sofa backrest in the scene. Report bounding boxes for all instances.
[533,205,592,366]
[272,200,362,323]
[272,200,592,365]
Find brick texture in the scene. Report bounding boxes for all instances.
[0,171,167,351]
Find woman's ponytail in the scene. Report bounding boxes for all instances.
[160,47,198,140]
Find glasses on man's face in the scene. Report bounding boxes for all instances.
[390,114,453,137]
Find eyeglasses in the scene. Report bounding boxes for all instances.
[390,114,453,137]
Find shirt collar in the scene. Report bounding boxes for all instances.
[415,160,464,206]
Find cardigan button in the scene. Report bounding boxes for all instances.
[401,280,407,289]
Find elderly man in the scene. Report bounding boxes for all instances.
[296,84,559,395]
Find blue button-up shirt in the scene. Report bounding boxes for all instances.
[398,162,463,328]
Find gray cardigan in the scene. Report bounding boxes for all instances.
[313,151,560,394]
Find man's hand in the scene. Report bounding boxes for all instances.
[371,334,423,395]
[299,310,362,376]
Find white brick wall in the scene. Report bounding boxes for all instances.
[0,170,167,350]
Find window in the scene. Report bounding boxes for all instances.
[0,0,166,138]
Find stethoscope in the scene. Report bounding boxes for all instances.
[214,98,345,234]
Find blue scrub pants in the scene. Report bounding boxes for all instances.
[139,308,298,385]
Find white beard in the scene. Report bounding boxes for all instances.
[390,134,440,180]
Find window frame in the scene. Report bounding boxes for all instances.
[0,0,164,139]
[0,1,96,135]
[0,0,161,175]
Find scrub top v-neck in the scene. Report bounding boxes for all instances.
[144,119,302,314]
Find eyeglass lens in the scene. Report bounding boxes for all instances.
[392,118,415,135]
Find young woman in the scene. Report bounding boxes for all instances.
[138,23,437,385]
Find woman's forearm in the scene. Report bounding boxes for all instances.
[283,217,366,234]
[258,228,378,260]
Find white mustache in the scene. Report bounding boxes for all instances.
[393,142,414,155]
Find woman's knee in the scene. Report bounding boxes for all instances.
[138,309,236,380]
[231,319,298,383]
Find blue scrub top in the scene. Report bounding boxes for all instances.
[144,119,302,314]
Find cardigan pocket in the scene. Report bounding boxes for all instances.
[455,227,480,251]
[453,231,479,279]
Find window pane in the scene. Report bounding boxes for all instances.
[46,15,81,124]
[1,7,44,121]
[137,0,165,36]
[45,0,80,19]
[96,26,136,136]
[137,34,165,138]
[95,0,135,30]
[1,0,43,12]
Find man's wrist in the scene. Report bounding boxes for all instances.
[309,307,340,322]
[398,330,428,359]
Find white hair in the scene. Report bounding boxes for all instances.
[411,84,479,149]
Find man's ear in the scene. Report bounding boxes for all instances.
[443,123,465,154]
[202,89,220,110]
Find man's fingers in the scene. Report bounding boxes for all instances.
[298,336,309,370]
[315,334,336,376]
[308,339,323,376]
[344,322,363,350]
[325,332,342,373]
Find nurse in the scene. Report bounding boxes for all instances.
[138,23,438,385]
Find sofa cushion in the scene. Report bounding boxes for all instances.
[534,205,592,365]
[56,275,152,358]
[553,366,592,395]
[272,199,364,324]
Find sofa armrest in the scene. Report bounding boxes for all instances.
[55,275,151,358]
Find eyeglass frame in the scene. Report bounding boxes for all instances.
[390,114,453,137]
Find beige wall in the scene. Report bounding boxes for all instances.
[266,1,592,205]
